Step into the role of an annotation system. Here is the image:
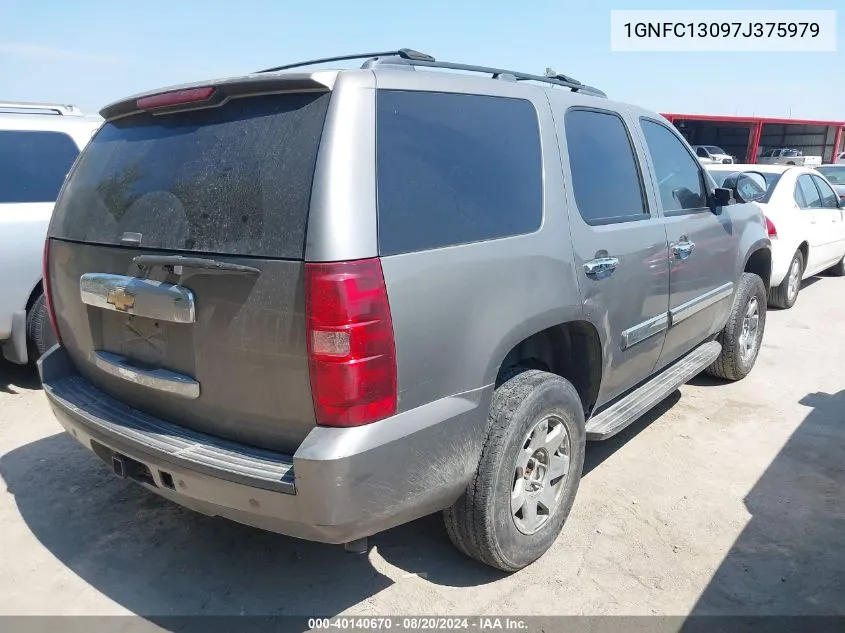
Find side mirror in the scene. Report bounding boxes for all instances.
[734,172,768,203]
[720,172,767,204]
[712,187,733,208]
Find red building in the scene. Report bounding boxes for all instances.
[661,113,845,164]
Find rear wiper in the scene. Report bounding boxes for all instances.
[133,255,261,275]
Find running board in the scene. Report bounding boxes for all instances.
[585,341,722,441]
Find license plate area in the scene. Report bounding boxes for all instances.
[87,309,196,383]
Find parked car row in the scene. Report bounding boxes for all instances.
[693,146,828,168]
[3,51,845,573]
[706,163,845,309]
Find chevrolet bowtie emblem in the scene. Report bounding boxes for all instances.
[106,287,135,312]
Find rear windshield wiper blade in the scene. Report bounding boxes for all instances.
[133,255,261,275]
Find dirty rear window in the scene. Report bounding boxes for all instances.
[50,92,331,259]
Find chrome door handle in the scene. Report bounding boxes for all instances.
[672,241,695,260]
[584,256,619,279]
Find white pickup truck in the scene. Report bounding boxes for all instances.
[757,148,823,167]
[0,101,101,364]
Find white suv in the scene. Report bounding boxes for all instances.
[692,145,735,164]
[0,102,101,364]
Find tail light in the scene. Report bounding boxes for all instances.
[765,216,778,239]
[305,258,397,427]
[42,239,62,345]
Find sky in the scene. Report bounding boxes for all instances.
[1,0,843,121]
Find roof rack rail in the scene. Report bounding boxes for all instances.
[397,58,606,98]
[255,48,435,74]
[0,101,83,116]
[255,49,605,98]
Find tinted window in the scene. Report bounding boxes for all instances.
[696,147,708,157]
[0,130,79,203]
[816,166,845,185]
[705,146,725,154]
[640,119,707,212]
[564,109,646,224]
[796,174,822,209]
[758,173,783,202]
[376,90,542,255]
[812,175,840,209]
[706,171,735,187]
[50,93,330,258]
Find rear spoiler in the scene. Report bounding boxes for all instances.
[100,72,337,121]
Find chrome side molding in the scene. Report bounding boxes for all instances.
[80,273,195,323]
[621,313,669,351]
[92,351,200,399]
[621,282,734,350]
[670,282,734,326]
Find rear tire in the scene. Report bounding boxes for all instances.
[443,369,585,571]
[707,273,767,381]
[768,250,803,309]
[26,293,56,363]
[825,256,845,277]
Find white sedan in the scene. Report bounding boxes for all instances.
[706,163,845,309]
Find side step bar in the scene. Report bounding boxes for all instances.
[585,341,722,441]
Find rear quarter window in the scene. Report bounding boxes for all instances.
[50,92,331,259]
[564,109,648,224]
[375,90,542,255]
[0,130,80,203]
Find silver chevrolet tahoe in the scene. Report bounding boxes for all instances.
[39,49,772,571]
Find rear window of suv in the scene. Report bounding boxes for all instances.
[0,130,80,203]
[376,90,542,255]
[50,92,331,259]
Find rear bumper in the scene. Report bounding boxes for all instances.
[39,345,490,544]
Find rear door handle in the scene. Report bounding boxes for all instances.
[584,256,619,279]
[91,350,200,399]
[672,240,695,260]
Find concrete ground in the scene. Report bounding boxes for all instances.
[1,276,843,618]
